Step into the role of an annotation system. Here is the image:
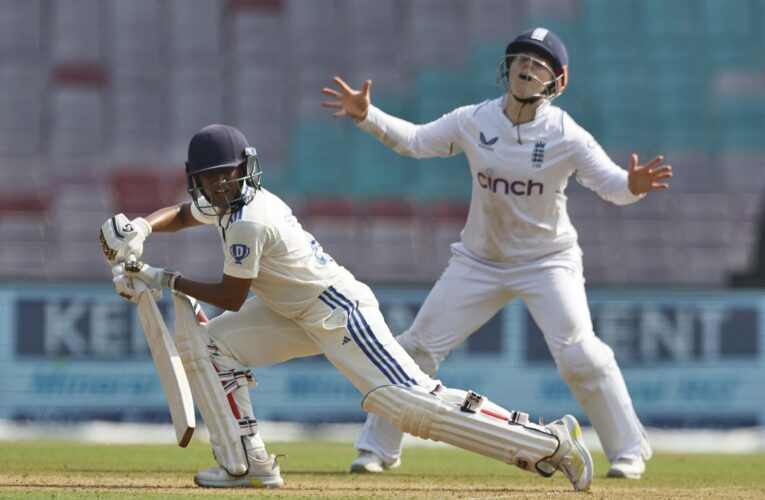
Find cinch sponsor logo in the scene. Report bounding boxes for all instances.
[477,171,544,196]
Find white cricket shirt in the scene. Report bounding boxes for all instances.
[358,96,643,264]
[191,188,353,318]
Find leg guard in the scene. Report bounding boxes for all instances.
[362,384,559,475]
[556,336,649,462]
[173,293,259,476]
[354,331,435,463]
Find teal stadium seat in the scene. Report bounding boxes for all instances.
[411,155,472,201]
[347,138,409,197]
[713,100,765,152]
[345,95,410,197]
[289,122,347,195]
[589,71,655,150]
[640,0,699,38]
[581,0,639,38]
[467,44,503,105]
[701,0,757,68]
[413,69,465,123]
[650,71,711,148]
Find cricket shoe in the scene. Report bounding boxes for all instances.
[350,450,401,473]
[194,453,284,488]
[607,458,645,479]
[545,415,594,492]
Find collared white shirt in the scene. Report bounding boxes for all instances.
[358,96,642,264]
[191,188,353,318]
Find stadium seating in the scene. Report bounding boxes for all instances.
[0,0,761,287]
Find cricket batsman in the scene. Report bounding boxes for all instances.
[323,27,672,479]
[99,123,594,490]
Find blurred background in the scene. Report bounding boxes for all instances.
[0,0,764,449]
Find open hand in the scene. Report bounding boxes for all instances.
[627,154,673,195]
[322,76,372,122]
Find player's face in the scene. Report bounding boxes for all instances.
[507,51,556,100]
[197,166,242,209]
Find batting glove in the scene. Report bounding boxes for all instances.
[112,271,162,304]
[99,213,152,266]
[121,260,182,292]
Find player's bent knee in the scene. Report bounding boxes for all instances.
[556,336,616,383]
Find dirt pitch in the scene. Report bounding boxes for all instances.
[0,440,763,499]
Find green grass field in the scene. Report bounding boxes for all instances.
[0,440,763,499]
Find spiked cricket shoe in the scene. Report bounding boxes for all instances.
[194,454,284,488]
[546,415,594,492]
[607,458,645,479]
[350,450,401,473]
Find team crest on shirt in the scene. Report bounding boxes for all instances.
[479,132,499,151]
[531,141,546,168]
[230,243,250,264]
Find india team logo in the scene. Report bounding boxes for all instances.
[230,244,250,264]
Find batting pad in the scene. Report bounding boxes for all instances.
[362,385,559,472]
[173,293,249,476]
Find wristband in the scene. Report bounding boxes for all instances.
[162,271,182,290]
[132,217,152,236]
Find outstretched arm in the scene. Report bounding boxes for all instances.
[322,75,462,159]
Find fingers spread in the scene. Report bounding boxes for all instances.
[321,101,342,109]
[646,155,664,168]
[322,87,342,99]
[333,76,353,94]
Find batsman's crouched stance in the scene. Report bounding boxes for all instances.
[99,124,593,491]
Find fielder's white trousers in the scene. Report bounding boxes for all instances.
[356,244,646,464]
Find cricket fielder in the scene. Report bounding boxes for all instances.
[323,27,672,479]
[100,124,594,490]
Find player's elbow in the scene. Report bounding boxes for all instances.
[220,295,246,312]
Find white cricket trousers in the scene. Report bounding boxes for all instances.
[206,280,436,399]
[356,244,647,463]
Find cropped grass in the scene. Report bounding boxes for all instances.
[0,440,763,499]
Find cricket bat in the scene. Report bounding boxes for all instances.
[136,289,196,447]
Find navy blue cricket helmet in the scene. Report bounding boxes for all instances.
[497,27,569,100]
[185,124,262,215]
